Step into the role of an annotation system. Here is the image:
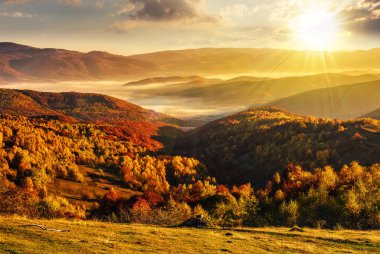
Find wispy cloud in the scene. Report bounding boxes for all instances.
[0,0,29,4]
[0,10,33,17]
[220,4,249,19]
[59,0,82,6]
[110,0,220,32]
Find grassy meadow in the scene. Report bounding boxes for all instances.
[0,216,379,254]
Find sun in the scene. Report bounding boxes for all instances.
[292,8,339,51]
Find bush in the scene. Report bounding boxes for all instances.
[130,198,152,224]
[279,200,299,227]
[213,198,247,227]
[153,199,192,226]
[38,196,86,219]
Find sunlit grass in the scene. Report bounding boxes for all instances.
[1,216,379,254]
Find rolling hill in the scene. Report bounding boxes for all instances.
[118,73,380,123]
[267,80,380,119]
[174,107,380,186]
[0,89,183,150]
[133,73,380,109]
[1,90,380,232]
[123,76,212,86]
[0,89,180,124]
[2,42,380,82]
[0,42,157,82]
[360,108,380,120]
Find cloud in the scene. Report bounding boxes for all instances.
[0,0,29,4]
[342,0,380,35]
[0,10,33,17]
[110,0,220,31]
[220,4,249,19]
[59,0,82,6]
[0,0,84,5]
[95,0,104,9]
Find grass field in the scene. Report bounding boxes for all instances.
[0,216,379,254]
[47,166,137,202]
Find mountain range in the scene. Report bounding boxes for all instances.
[1,42,380,123]
[138,73,380,107]
[1,42,380,82]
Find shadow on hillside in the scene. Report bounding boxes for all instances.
[153,126,185,155]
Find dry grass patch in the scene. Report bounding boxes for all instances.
[0,216,379,254]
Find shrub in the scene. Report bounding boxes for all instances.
[213,198,247,227]
[279,200,299,227]
[130,198,152,224]
[38,196,86,219]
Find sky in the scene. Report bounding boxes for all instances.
[0,0,379,55]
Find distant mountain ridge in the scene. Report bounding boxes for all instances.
[0,42,157,82]
[135,73,380,108]
[2,42,380,82]
[123,76,208,86]
[267,80,380,119]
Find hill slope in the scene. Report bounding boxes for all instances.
[0,89,183,150]
[123,76,211,86]
[148,73,380,108]
[360,108,380,120]
[267,80,380,119]
[0,89,180,124]
[175,107,380,185]
[0,42,157,81]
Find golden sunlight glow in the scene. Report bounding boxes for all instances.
[292,8,339,51]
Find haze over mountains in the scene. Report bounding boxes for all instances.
[1,42,380,123]
[121,72,380,122]
[268,80,380,119]
[1,42,380,82]
[137,73,380,107]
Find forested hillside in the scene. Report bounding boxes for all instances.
[0,89,183,150]
[0,114,215,220]
[1,91,380,229]
[175,107,380,185]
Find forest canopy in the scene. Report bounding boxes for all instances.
[0,102,379,230]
